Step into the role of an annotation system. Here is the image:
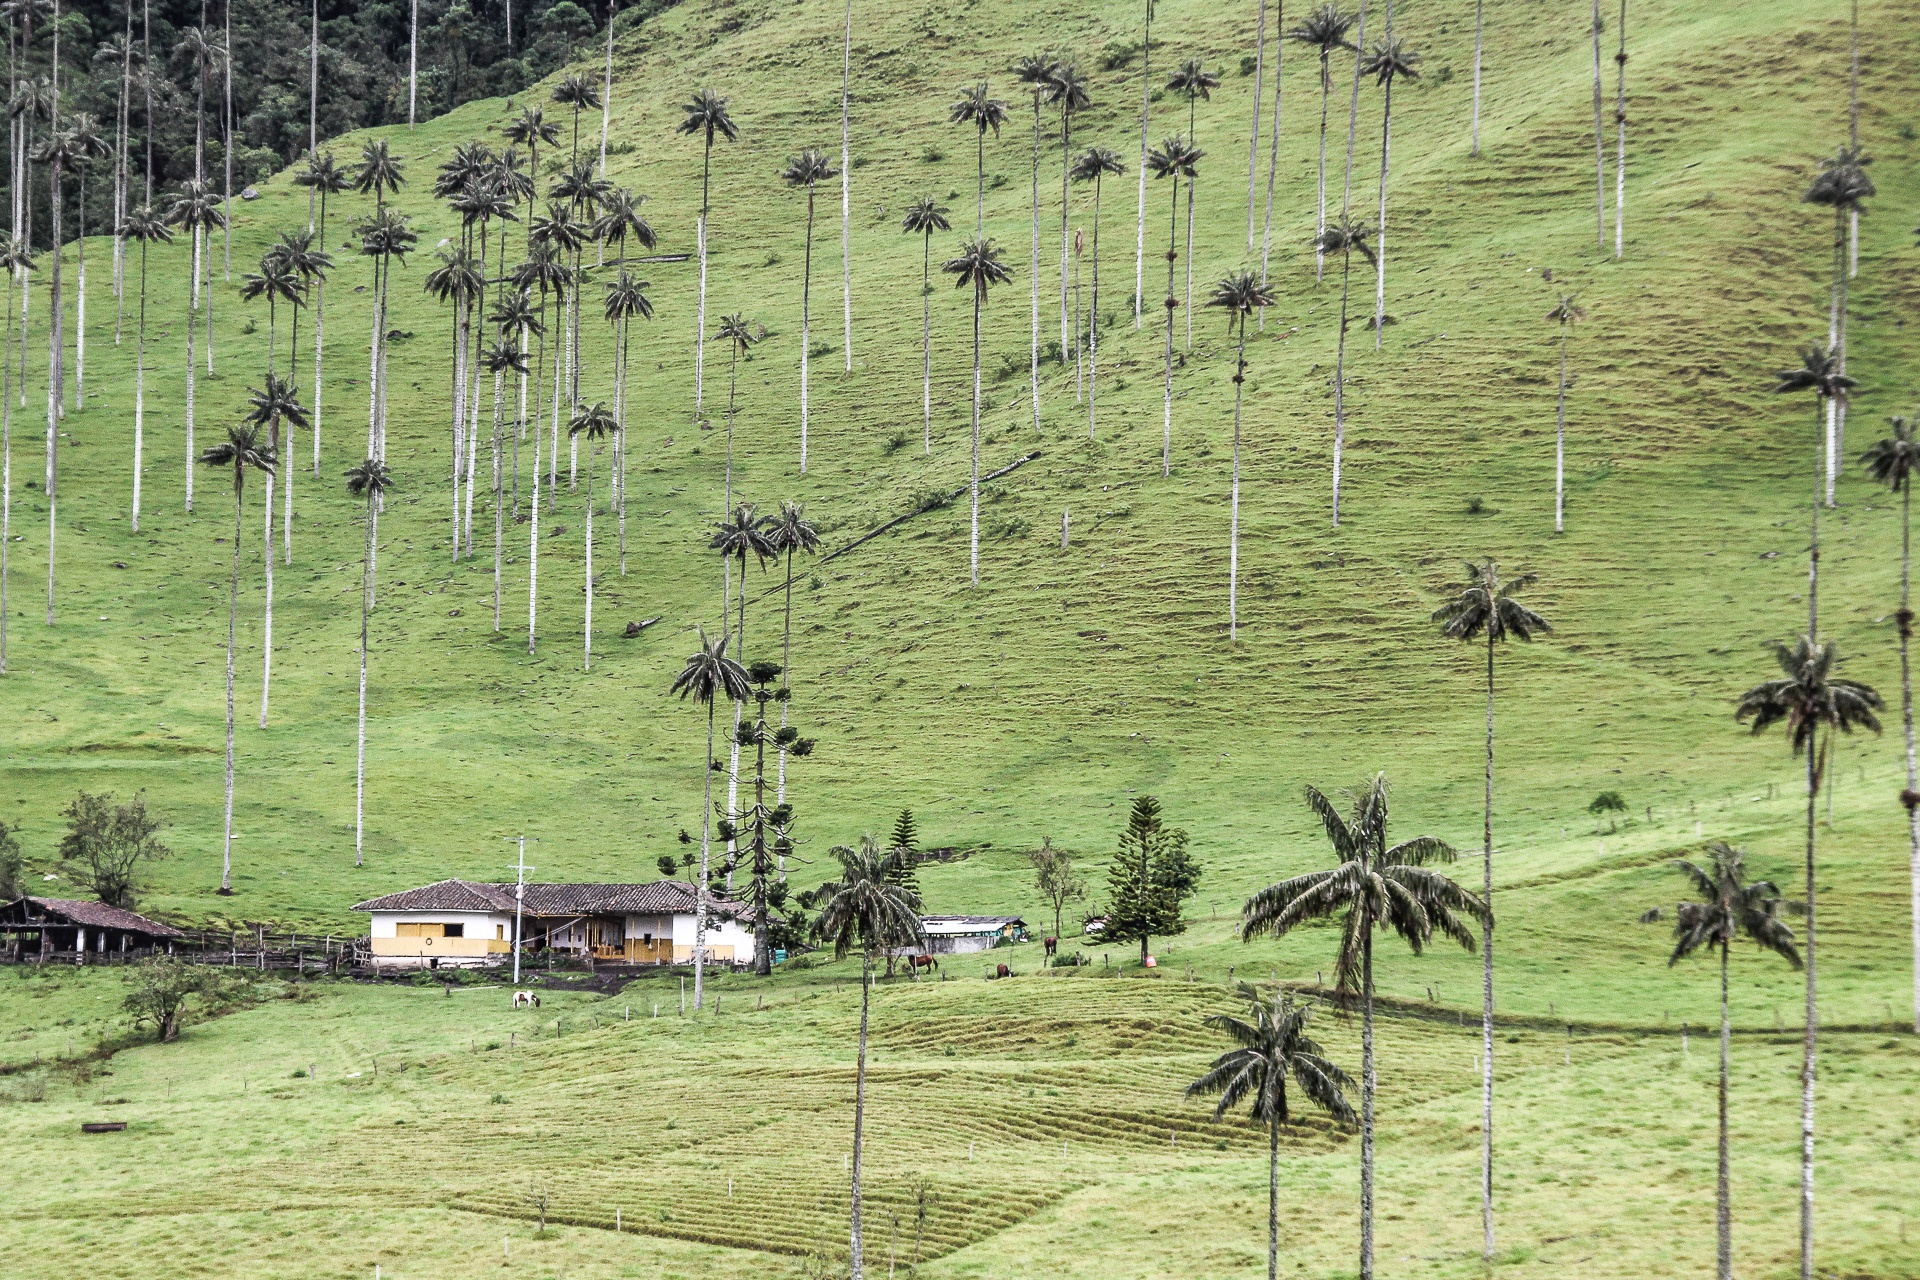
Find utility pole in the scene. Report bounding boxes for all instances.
[505,837,537,985]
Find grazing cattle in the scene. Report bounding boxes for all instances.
[1043,937,1058,958]
[512,990,541,1008]
[996,963,1012,979]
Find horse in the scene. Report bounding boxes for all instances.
[511,990,541,1008]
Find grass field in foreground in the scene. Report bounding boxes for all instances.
[2,964,1916,1280]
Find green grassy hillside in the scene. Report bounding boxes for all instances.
[1,0,1917,1050]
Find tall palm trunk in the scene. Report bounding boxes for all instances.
[1799,734,1818,1280]
[132,241,146,529]
[1133,0,1150,329]
[1330,243,1353,526]
[972,127,984,234]
[220,473,242,893]
[1901,478,1920,1035]
[1227,313,1245,637]
[1028,95,1040,431]
[582,442,594,670]
[492,366,506,627]
[76,176,87,410]
[1371,55,1395,351]
[838,0,853,373]
[1826,208,1845,508]
[44,155,63,625]
[1265,1105,1279,1280]
[407,0,417,127]
[313,189,328,478]
[617,319,629,574]
[1480,626,1496,1260]
[1470,0,1483,156]
[1715,940,1732,1280]
[1087,172,1103,438]
[1613,0,1626,259]
[919,229,932,453]
[777,546,795,813]
[1590,0,1605,251]
[0,266,10,674]
[1314,53,1330,281]
[527,388,541,653]
[1554,318,1569,533]
[260,414,275,727]
[694,140,712,417]
[1258,21,1284,319]
[1359,926,1375,1280]
[222,0,232,280]
[800,181,815,473]
[849,948,872,1279]
[284,307,299,563]
[1245,0,1266,250]
[1160,174,1178,478]
[693,698,715,1009]
[1058,107,1072,364]
[1340,3,1365,220]
[115,13,130,345]
[354,489,374,866]
[968,279,983,586]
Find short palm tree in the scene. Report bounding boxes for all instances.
[1361,35,1419,349]
[711,503,776,666]
[1187,985,1355,1280]
[293,149,350,478]
[803,840,927,1280]
[947,82,1007,235]
[344,458,392,867]
[552,72,602,173]
[1047,62,1091,363]
[943,237,1014,587]
[1735,633,1881,1275]
[677,88,739,420]
[238,257,303,378]
[1013,52,1057,431]
[671,627,750,1011]
[1861,417,1920,1034]
[1430,560,1550,1260]
[1242,775,1487,1280]
[1205,270,1276,639]
[765,499,821,806]
[243,373,308,729]
[781,147,839,474]
[900,196,951,452]
[1642,842,1801,1280]
[1146,136,1202,477]
[354,138,407,213]
[1316,216,1370,526]
[568,401,617,671]
[1166,61,1220,348]
[1069,147,1124,438]
[1546,294,1588,534]
[200,425,276,895]
[121,209,168,533]
[1776,344,1853,635]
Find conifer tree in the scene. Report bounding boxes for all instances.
[1103,795,1193,964]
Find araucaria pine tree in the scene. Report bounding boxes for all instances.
[1431,560,1551,1261]
[729,660,813,977]
[1103,795,1194,965]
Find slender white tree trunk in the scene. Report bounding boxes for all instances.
[221,484,241,893]
[694,702,714,1009]
[132,256,143,530]
[1481,629,1496,1260]
[1246,0,1266,250]
[1133,0,1150,329]
[1613,0,1626,260]
[0,272,10,674]
[598,6,613,176]
[312,273,325,478]
[408,0,418,127]
[1800,738,1818,1280]
[1590,0,1605,251]
[1555,324,1569,532]
[1470,0,1483,156]
[187,229,200,510]
[1258,28,1283,324]
[1373,71,1392,350]
[1331,246,1352,526]
[1087,178,1101,437]
[527,410,541,652]
[969,289,982,586]
[1162,180,1178,478]
[259,443,274,727]
[920,235,931,453]
[800,188,813,473]
[1228,322,1243,638]
[1029,102,1040,431]
[839,0,853,373]
[355,494,373,866]
[1359,933,1375,1280]
[582,448,594,670]
[849,950,871,1280]
[1902,485,1920,1034]
[1716,942,1732,1280]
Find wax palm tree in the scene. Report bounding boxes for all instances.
[1736,633,1881,1277]
[294,150,350,478]
[677,88,738,420]
[1013,52,1056,431]
[200,425,275,895]
[1545,295,1588,534]
[1862,417,1920,1034]
[243,373,307,729]
[114,208,164,534]
[568,401,616,671]
[483,337,528,627]
[1316,215,1371,527]
[34,125,83,620]
[529,202,586,494]
[1047,62,1090,364]
[803,841,927,1280]
[947,82,1007,235]
[781,147,838,474]
[1776,344,1853,636]
[344,452,392,868]
[355,139,406,213]
[358,209,417,527]
[900,197,950,453]
[1243,775,1487,1280]
[1166,61,1220,348]
[1643,843,1801,1280]
[552,72,601,173]
[166,178,224,512]
[1431,560,1550,1261]
[1361,35,1418,349]
[1470,0,1484,156]
[175,25,222,364]
[1070,147,1124,438]
[1132,0,1155,329]
[711,502,775,665]
[765,499,820,806]
[62,113,112,411]
[943,237,1013,587]
[715,313,757,557]
[238,258,302,377]
[601,269,652,575]
[1804,152,1874,506]
[1187,986,1355,1280]
[1146,136,1201,477]
[672,627,750,1010]
[425,245,484,556]
[1206,270,1275,639]
[0,236,25,674]
[266,229,331,561]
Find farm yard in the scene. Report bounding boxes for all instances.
[0,0,1917,1274]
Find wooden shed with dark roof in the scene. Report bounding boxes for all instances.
[0,896,186,963]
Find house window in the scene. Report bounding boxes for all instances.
[496,925,505,940]
[443,923,465,939]
[396,923,446,938]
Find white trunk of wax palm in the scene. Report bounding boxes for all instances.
[969,283,982,587]
[407,0,418,127]
[1228,317,1244,638]
[1087,175,1102,437]
[800,184,814,473]
[1470,0,1483,157]
[1258,25,1283,325]
[223,4,232,282]
[114,24,129,344]
[1331,242,1353,527]
[1590,0,1605,251]
[312,274,325,478]
[1028,100,1040,432]
[1372,49,1393,352]
[598,9,612,177]
[1359,932,1376,1280]
[355,492,376,866]
[260,441,274,727]
[1800,739,1818,1280]
[0,271,10,674]
[693,700,715,1009]
[221,480,241,894]
[186,229,199,510]
[492,367,506,628]
[1183,170,1194,351]
[1555,320,1569,533]
[132,248,144,530]
[1161,175,1178,479]
[848,951,873,1278]
[1341,4,1365,220]
[1133,0,1150,329]
[1902,482,1920,1034]
[1480,629,1496,1261]
[1613,0,1626,260]
[694,212,707,417]
[527,409,541,653]
[465,322,483,554]
[1058,113,1071,367]
[582,445,594,670]
[76,224,86,409]
[920,234,931,453]
[450,303,465,557]
[839,0,852,373]
[1245,0,1265,251]
[1715,941,1732,1280]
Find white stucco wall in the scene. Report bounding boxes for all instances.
[369,909,514,940]
[670,911,757,965]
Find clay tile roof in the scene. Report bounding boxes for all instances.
[24,897,186,937]
[350,879,518,913]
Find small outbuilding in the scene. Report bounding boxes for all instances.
[915,915,1027,955]
[0,896,186,963]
